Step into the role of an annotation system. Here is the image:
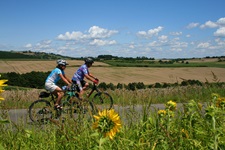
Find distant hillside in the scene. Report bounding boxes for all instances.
[0,50,76,60]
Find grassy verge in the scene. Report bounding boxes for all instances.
[1,84,225,109]
[1,92,225,149]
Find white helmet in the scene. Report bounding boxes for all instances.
[57,59,69,66]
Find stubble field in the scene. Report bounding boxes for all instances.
[0,59,225,84]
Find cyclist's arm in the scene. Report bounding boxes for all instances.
[84,74,96,82]
[63,74,72,83]
[59,74,71,85]
[88,73,97,79]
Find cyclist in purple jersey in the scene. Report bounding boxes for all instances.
[45,59,72,109]
[72,57,99,99]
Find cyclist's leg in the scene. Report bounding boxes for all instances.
[80,80,90,99]
[53,87,64,106]
[45,82,64,108]
[74,80,84,99]
[81,80,89,91]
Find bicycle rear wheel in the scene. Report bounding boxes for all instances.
[92,92,113,112]
[28,99,53,124]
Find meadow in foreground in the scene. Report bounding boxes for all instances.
[1,85,225,149]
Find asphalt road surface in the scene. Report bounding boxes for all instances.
[5,103,185,125]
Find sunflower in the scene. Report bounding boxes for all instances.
[157,109,166,117]
[216,97,225,108]
[165,100,177,111]
[0,79,8,101]
[93,109,122,139]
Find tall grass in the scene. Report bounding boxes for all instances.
[1,92,225,149]
[1,83,225,149]
[110,84,225,105]
[1,84,225,109]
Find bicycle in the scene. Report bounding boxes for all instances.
[28,82,113,124]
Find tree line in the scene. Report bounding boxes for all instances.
[1,71,224,91]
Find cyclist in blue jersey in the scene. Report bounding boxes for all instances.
[72,57,99,99]
[45,59,72,109]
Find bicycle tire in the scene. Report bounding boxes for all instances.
[92,92,113,112]
[63,96,94,120]
[28,99,53,124]
[61,96,78,119]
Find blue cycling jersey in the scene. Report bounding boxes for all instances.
[45,68,65,84]
[72,64,89,81]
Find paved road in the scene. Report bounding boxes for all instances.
[5,103,185,125]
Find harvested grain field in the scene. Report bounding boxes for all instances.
[0,60,225,84]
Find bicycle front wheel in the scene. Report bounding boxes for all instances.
[28,99,52,124]
[92,92,113,112]
[62,96,93,121]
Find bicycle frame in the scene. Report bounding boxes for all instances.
[86,83,100,98]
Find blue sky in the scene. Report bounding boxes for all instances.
[0,0,225,59]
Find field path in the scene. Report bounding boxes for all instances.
[7,104,166,124]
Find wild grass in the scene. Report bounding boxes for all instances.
[1,77,225,149]
[109,84,225,106]
[1,83,225,109]
[1,88,41,109]
[1,91,225,149]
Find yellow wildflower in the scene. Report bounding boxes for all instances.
[0,79,8,101]
[93,109,122,139]
[216,97,225,108]
[165,100,177,111]
[158,110,166,117]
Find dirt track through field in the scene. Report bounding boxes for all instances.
[0,60,225,84]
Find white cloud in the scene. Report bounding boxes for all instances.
[136,31,146,36]
[186,34,191,38]
[18,18,225,59]
[89,39,116,46]
[186,22,199,29]
[57,31,84,40]
[170,38,188,51]
[88,26,118,38]
[129,44,135,49]
[200,20,218,29]
[214,27,225,37]
[197,42,210,48]
[170,32,182,36]
[56,26,118,41]
[147,26,163,36]
[137,26,163,38]
[24,43,32,48]
[158,35,168,42]
[217,17,225,26]
[215,38,225,46]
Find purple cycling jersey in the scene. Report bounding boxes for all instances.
[72,64,89,81]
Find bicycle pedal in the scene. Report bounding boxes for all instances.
[54,105,63,110]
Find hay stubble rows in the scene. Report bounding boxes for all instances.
[0,60,225,84]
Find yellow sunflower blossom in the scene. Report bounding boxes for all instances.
[165,100,177,111]
[93,109,122,140]
[0,79,8,101]
[158,109,166,117]
[216,97,225,108]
